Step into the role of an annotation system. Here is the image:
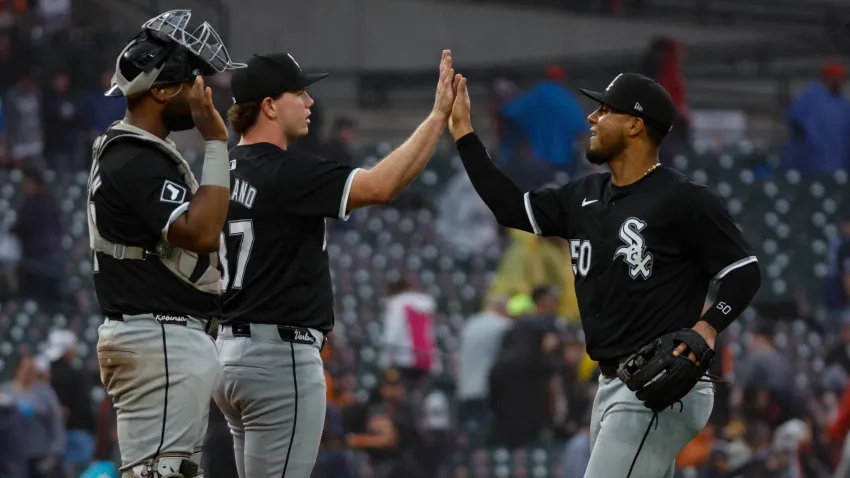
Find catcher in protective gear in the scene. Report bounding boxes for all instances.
[616,328,726,477]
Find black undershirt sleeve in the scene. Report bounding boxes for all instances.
[455,132,534,233]
[701,261,761,333]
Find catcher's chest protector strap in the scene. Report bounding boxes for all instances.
[86,124,222,295]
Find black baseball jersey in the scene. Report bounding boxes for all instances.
[524,166,756,360]
[91,140,219,318]
[220,143,358,333]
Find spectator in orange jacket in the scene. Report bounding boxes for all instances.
[676,423,716,470]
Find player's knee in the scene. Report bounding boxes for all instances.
[126,454,201,478]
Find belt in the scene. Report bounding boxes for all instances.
[105,313,206,328]
[226,323,326,351]
[598,358,624,379]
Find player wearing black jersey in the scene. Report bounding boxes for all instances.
[86,10,244,478]
[213,50,457,478]
[447,73,761,478]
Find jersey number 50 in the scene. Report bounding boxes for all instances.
[569,239,592,277]
[219,219,254,292]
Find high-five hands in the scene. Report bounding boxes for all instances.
[433,50,473,140]
[448,73,472,140]
[432,50,456,121]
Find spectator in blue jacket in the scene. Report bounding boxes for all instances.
[784,62,850,173]
[500,66,588,173]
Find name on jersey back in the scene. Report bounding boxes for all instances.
[231,178,257,209]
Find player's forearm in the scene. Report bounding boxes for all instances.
[174,186,230,251]
[455,132,534,232]
[700,261,761,333]
[363,113,445,203]
[167,141,230,252]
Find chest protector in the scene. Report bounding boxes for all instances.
[86,124,222,295]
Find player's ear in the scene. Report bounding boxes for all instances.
[150,86,171,103]
[627,116,645,139]
[261,97,277,120]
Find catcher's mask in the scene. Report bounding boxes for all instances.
[105,9,246,98]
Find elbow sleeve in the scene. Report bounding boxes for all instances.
[702,261,761,333]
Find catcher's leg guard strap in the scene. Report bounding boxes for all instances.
[128,455,201,478]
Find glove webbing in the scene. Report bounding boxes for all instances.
[625,372,726,478]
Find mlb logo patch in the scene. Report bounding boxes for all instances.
[160,180,187,204]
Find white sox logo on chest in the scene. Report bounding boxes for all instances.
[614,217,653,279]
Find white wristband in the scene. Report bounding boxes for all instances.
[201,140,230,188]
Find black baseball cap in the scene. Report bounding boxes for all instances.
[230,52,328,104]
[579,72,677,133]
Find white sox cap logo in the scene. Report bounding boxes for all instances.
[614,217,653,279]
[606,73,623,91]
[287,53,301,70]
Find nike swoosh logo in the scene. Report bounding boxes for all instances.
[582,199,598,207]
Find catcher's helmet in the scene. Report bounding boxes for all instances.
[105,10,245,98]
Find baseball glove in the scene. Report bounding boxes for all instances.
[617,328,724,412]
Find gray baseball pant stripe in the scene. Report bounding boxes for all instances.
[97,315,220,476]
[214,324,327,478]
[583,376,714,478]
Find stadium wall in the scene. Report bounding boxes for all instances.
[124,0,772,70]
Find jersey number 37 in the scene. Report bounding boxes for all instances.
[219,220,254,292]
[569,239,592,277]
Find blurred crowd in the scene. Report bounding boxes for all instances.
[0,329,112,478]
[4,2,850,478]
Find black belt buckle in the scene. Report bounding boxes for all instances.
[231,323,251,337]
[277,326,316,346]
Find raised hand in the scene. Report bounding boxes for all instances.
[189,76,228,142]
[448,74,473,140]
[432,50,455,120]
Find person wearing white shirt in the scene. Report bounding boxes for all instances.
[380,279,438,384]
[456,294,511,427]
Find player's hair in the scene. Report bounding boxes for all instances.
[227,94,284,135]
[645,121,667,147]
[227,100,261,135]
